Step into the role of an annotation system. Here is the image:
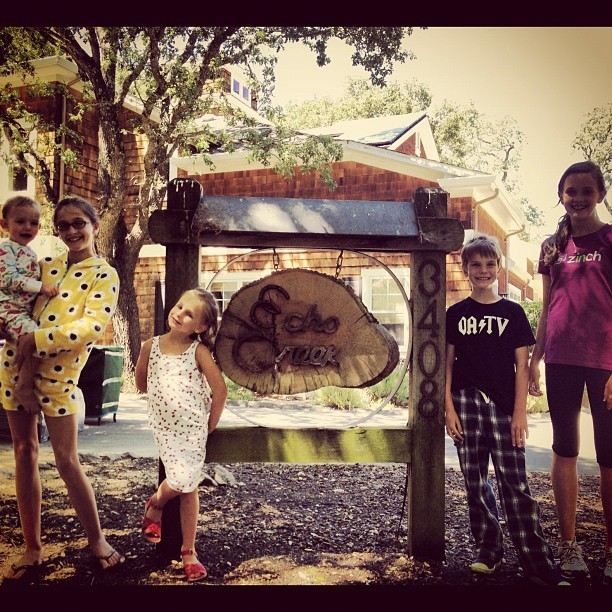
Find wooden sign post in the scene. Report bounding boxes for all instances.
[408,189,448,560]
[154,178,201,560]
[149,180,462,562]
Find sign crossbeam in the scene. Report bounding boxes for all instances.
[148,194,463,253]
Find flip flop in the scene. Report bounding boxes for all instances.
[2,561,43,583]
[94,548,125,571]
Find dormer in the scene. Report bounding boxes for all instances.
[221,66,258,111]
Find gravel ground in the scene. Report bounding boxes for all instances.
[0,455,608,598]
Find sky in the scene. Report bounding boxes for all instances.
[269,27,612,238]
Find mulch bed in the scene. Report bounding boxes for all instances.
[0,456,608,594]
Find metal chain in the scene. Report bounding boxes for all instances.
[273,248,280,271]
[335,250,344,278]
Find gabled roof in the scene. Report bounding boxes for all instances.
[2,57,525,236]
[300,113,439,161]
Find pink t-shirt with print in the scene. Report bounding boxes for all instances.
[537,224,611,370]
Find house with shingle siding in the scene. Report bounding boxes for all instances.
[1,55,535,356]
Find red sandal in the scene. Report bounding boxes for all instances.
[141,496,163,543]
[181,549,207,582]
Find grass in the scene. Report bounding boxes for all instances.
[223,366,552,414]
[365,363,409,407]
[226,364,411,412]
[312,386,369,410]
[224,375,255,402]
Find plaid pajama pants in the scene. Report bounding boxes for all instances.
[452,387,557,576]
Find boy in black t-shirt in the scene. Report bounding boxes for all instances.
[445,234,568,586]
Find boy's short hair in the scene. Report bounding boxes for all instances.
[2,195,41,220]
[460,234,502,268]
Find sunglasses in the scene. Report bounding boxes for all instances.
[55,219,90,232]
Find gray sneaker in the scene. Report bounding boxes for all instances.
[604,547,612,585]
[558,539,590,579]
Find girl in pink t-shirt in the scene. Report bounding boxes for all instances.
[529,160,611,585]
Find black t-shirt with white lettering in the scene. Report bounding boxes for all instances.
[446,297,536,415]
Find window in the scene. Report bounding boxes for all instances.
[232,79,240,94]
[201,272,262,318]
[209,279,244,315]
[11,167,28,191]
[0,125,36,198]
[507,283,522,303]
[341,275,362,298]
[361,268,410,351]
[242,86,249,101]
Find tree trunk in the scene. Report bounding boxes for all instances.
[96,102,126,252]
[113,230,140,392]
[95,102,144,388]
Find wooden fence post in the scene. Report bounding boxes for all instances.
[408,187,447,560]
[156,178,202,560]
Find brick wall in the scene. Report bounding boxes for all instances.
[61,89,98,200]
[446,251,470,307]
[449,197,474,229]
[133,256,166,342]
[394,134,419,156]
[185,161,438,203]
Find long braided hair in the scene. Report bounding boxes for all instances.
[542,161,606,266]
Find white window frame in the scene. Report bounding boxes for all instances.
[201,270,264,314]
[0,126,37,201]
[361,267,410,353]
[507,282,522,303]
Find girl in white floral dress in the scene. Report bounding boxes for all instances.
[135,288,227,581]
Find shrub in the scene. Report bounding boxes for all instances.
[366,363,409,406]
[223,375,254,402]
[527,392,549,414]
[312,386,369,410]
[521,300,543,337]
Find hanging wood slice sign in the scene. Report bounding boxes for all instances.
[215,269,400,395]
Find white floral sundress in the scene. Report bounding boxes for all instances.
[146,336,212,492]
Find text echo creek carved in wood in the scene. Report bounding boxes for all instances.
[238,284,340,372]
[215,269,399,395]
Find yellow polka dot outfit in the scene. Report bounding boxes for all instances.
[146,337,212,493]
[0,254,119,417]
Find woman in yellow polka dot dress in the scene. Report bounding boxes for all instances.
[0,196,124,582]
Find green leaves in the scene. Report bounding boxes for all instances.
[572,103,612,216]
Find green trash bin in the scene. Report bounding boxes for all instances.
[78,345,124,425]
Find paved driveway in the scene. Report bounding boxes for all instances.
[0,395,599,475]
